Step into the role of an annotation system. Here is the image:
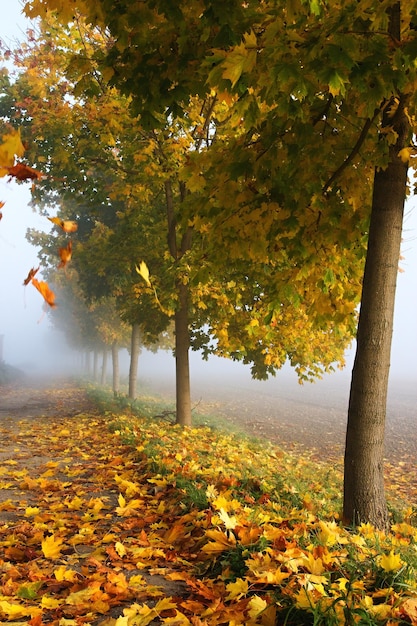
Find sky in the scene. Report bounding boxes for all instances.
[0,4,416,386]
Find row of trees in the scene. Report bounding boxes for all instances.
[1,0,415,527]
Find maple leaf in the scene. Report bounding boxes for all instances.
[135,260,151,287]
[58,240,73,268]
[7,163,43,182]
[48,216,78,233]
[222,31,258,88]
[217,507,238,530]
[23,266,40,286]
[0,129,25,175]
[378,550,404,572]
[115,541,127,558]
[0,599,40,619]
[41,534,64,559]
[31,278,57,308]
[226,578,249,600]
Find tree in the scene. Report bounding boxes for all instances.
[343,4,411,528]
[3,16,358,429]
[23,0,417,527]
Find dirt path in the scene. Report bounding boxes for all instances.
[0,380,189,624]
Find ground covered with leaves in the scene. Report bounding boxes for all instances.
[1,382,417,625]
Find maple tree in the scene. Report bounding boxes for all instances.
[3,13,369,425]
[22,0,417,529]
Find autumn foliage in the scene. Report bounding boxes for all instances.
[1,384,417,625]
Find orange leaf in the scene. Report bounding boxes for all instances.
[58,241,72,268]
[23,266,40,286]
[48,217,78,233]
[31,278,56,308]
[7,163,42,181]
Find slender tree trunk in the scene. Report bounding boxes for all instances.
[343,85,409,525]
[165,178,193,426]
[85,350,91,377]
[175,281,192,426]
[93,349,99,382]
[100,349,108,386]
[111,341,120,396]
[128,324,141,399]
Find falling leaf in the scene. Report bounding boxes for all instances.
[0,128,25,175]
[58,241,73,268]
[23,266,40,286]
[48,216,78,233]
[31,278,57,308]
[7,163,42,181]
[135,260,151,287]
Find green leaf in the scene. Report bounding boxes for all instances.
[17,582,43,600]
[328,71,347,97]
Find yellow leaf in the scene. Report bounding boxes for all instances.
[378,550,403,572]
[398,147,415,163]
[54,565,79,582]
[0,129,25,172]
[0,600,36,619]
[41,534,64,559]
[25,506,40,517]
[226,578,249,600]
[202,529,236,553]
[115,541,127,558]
[217,508,238,530]
[41,596,63,609]
[248,595,268,618]
[136,261,151,287]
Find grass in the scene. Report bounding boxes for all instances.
[84,383,417,625]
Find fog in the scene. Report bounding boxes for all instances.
[0,178,415,423]
[0,6,416,426]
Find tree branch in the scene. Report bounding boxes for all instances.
[322,109,380,195]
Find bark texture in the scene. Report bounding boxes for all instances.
[128,324,141,399]
[175,281,192,426]
[165,178,193,426]
[343,88,409,527]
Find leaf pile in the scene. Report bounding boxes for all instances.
[1,385,417,625]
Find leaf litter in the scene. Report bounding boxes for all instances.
[0,382,417,625]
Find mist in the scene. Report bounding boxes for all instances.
[0,6,416,450]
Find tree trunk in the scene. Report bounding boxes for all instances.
[100,349,108,386]
[164,178,193,427]
[85,351,91,377]
[175,281,192,426]
[93,349,99,382]
[343,90,409,527]
[111,341,120,395]
[128,324,141,399]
